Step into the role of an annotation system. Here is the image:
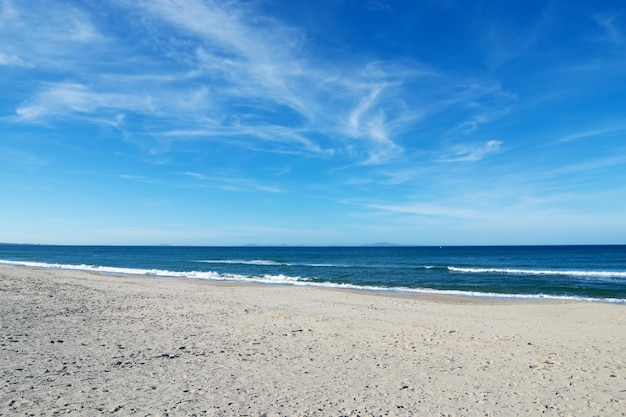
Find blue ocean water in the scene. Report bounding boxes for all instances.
[1,244,625,303]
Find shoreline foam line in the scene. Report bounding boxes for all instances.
[1,259,625,304]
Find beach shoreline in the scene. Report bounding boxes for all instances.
[1,264,625,416]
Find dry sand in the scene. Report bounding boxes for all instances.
[1,265,625,416]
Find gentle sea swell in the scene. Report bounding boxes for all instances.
[447,266,626,279]
[196,259,339,267]
[198,259,286,266]
[1,259,624,304]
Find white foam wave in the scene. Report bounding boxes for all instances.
[1,259,624,304]
[198,259,285,266]
[448,266,626,279]
[0,259,310,284]
[0,259,224,279]
[196,259,340,267]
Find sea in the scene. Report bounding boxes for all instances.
[1,244,625,303]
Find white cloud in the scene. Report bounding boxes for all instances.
[15,83,155,121]
[0,1,106,72]
[126,0,512,165]
[4,0,517,167]
[439,140,503,162]
[121,172,284,194]
[344,84,404,164]
[541,154,626,177]
[558,123,626,142]
[348,84,385,136]
[0,53,31,67]
[135,0,309,116]
[365,202,476,219]
[158,123,333,156]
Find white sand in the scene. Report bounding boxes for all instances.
[1,265,625,416]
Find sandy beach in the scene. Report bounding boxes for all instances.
[1,265,625,416]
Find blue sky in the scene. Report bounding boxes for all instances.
[1,0,625,245]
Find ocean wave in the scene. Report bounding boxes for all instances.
[196,259,340,267]
[447,266,626,279]
[197,259,286,266]
[0,259,312,283]
[0,259,225,279]
[1,259,624,304]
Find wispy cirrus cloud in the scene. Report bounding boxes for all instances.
[120,172,284,194]
[15,83,156,121]
[157,123,332,156]
[364,202,476,219]
[558,122,626,142]
[439,140,503,162]
[123,0,514,164]
[4,0,516,167]
[344,83,405,164]
[134,0,310,116]
[130,0,413,162]
[178,172,285,193]
[0,53,32,67]
[593,13,624,44]
[540,154,626,178]
[0,0,106,69]
[478,3,556,70]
